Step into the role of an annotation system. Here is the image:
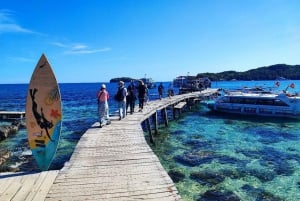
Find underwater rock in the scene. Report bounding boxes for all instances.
[0,121,22,141]
[174,151,215,167]
[247,168,275,182]
[0,126,9,140]
[170,130,185,136]
[0,149,10,166]
[247,128,298,144]
[197,189,240,201]
[168,169,185,183]
[241,184,283,201]
[221,168,243,179]
[236,147,296,179]
[183,139,213,150]
[0,165,19,172]
[217,155,247,166]
[259,147,296,177]
[0,125,18,140]
[190,171,225,186]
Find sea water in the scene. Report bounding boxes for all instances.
[150,107,300,201]
[1,80,300,200]
[149,80,300,201]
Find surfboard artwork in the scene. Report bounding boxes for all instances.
[26,54,62,171]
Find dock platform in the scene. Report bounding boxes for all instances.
[0,111,25,120]
[0,89,218,201]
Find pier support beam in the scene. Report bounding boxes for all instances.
[161,108,169,127]
[152,112,158,135]
[146,118,154,144]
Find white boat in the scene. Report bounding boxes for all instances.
[207,90,300,118]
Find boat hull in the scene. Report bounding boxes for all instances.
[208,92,300,119]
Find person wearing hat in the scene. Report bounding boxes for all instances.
[116,80,127,120]
[97,84,110,127]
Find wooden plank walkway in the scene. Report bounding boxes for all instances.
[0,171,59,201]
[0,89,218,201]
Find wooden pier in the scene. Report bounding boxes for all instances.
[0,89,218,201]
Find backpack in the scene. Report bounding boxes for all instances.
[114,88,124,101]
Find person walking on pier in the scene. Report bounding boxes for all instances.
[126,80,137,114]
[115,81,127,120]
[137,80,147,112]
[158,82,164,99]
[97,84,110,127]
[167,83,174,98]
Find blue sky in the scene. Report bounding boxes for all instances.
[1,0,300,84]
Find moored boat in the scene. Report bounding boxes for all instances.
[173,75,211,94]
[208,90,300,118]
[140,77,156,88]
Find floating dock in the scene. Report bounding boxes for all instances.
[0,111,25,120]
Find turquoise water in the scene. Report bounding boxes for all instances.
[1,80,300,200]
[150,104,300,201]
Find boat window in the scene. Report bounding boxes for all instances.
[219,97,230,103]
[243,98,256,104]
[230,97,244,103]
[273,99,288,106]
[256,99,274,105]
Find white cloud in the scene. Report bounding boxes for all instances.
[0,9,14,22]
[0,23,34,34]
[8,56,35,63]
[0,9,37,34]
[52,41,111,55]
[51,42,68,48]
[65,47,111,55]
[71,44,88,50]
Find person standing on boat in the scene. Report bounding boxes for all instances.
[97,84,110,127]
[126,80,137,114]
[158,82,164,99]
[137,80,147,112]
[115,81,127,120]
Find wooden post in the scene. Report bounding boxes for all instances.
[161,108,169,127]
[173,103,179,120]
[187,98,193,110]
[152,112,158,135]
[146,118,154,144]
[172,104,176,119]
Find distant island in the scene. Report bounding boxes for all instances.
[196,64,300,81]
[110,77,134,83]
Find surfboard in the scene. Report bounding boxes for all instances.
[25,54,62,171]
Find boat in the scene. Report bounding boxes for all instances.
[207,90,300,118]
[140,77,156,88]
[110,75,156,89]
[223,86,273,94]
[173,75,211,94]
